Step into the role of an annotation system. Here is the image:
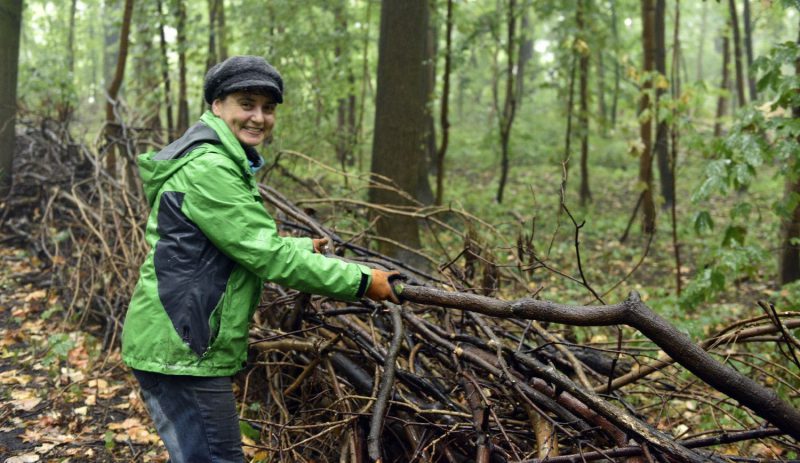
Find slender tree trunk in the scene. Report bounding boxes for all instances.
[496,0,519,204]
[103,0,120,89]
[611,0,621,128]
[216,0,227,60]
[696,1,708,82]
[578,0,591,206]
[68,0,78,76]
[0,0,23,198]
[176,0,189,134]
[779,25,800,284]
[157,0,174,142]
[436,0,454,206]
[639,0,656,234]
[655,0,673,208]
[203,0,219,116]
[714,25,731,138]
[728,0,746,107]
[597,50,607,127]
[370,0,429,266]
[104,0,134,175]
[563,53,577,181]
[516,9,533,110]
[743,0,757,101]
[671,0,683,295]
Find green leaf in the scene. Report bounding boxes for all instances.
[693,211,714,234]
[240,421,260,441]
[722,225,747,247]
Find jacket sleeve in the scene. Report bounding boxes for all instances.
[180,153,371,301]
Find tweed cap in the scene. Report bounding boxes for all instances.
[203,55,283,104]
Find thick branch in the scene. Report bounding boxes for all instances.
[395,284,800,441]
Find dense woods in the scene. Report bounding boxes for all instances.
[3,0,800,461]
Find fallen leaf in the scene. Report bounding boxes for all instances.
[23,290,47,302]
[4,454,40,463]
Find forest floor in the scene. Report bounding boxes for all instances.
[0,245,167,463]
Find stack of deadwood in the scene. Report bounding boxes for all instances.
[3,117,799,462]
[253,186,800,463]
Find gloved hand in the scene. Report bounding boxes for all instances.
[312,237,329,254]
[366,269,401,303]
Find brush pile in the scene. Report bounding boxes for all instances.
[3,116,799,462]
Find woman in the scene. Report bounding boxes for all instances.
[122,55,399,462]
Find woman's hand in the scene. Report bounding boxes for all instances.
[366,269,401,303]
[312,237,329,254]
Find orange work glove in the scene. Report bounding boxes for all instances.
[312,237,329,254]
[366,269,401,303]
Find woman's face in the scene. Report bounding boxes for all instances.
[212,91,276,147]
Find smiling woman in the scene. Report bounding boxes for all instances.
[211,92,276,147]
[121,55,401,463]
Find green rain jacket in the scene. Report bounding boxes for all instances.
[122,111,371,376]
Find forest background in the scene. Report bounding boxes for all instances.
[3,0,800,461]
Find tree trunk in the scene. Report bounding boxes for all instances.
[516,9,533,111]
[435,0,454,206]
[206,0,218,74]
[103,0,120,89]
[714,25,731,138]
[0,0,23,198]
[370,0,429,266]
[779,26,800,284]
[611,0,620,128]
[671,0,683,295]
[216,0,227,60]
[639,0,656,234]
[68,0,78,76]
[696,1,708,82]
[104,0,134,175]
[176,0,189,134]
[578,0,591,206]
[496,0,519,204]
[728,0,746,107]
[596,50,607,127]
[743,0,757,101]
[157,0,174,142]
[654,0,673,208]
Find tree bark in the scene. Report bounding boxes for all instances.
[654,0,673,208]
[671,0,683,295]
[496,0,519,204]
[639,0,656,234]
[435,0,454,206]
[68,0,78,76]
[0,0,23,198]
[175,0,189,135]
[611,0,620,128]
[728,0,747,107]
[156,0,174,142]
[104,0,134,175]
[696,1,708,82]
[714,25,731,138]
[779,25,800,284]
[578,0,591,206]
[743,0,757,101]
[216,0,227,60]
[369,0,428,265]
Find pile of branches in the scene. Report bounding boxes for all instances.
[3,115,800,462]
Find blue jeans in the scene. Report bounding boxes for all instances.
[132,369,245,463]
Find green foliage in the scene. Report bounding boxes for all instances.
[684,39,800,310]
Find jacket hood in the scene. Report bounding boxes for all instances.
[138,111,258,206]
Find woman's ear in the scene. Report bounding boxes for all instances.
[211,99,222,116]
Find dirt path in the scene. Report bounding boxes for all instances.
[0,245,167,462]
